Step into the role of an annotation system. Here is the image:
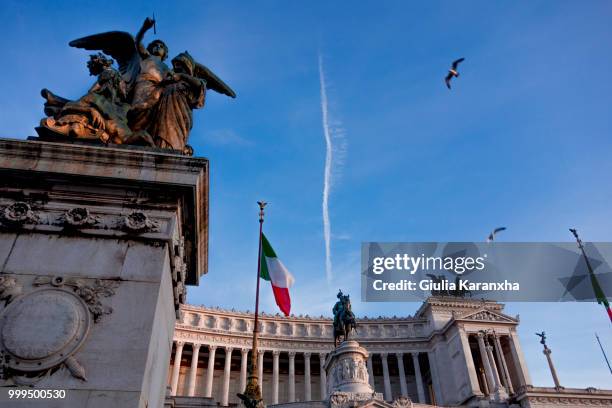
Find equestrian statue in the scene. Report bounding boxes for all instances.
[332,290,357,347]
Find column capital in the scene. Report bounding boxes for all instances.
[225,346,234,353]
[241,348,249,355]
[304,352,311,359]
[477,331,485,338]
[288,351,296,358]
[318,352,326,360]
[273,350,280,357]
[192,343,202,351]
[380,352,388,359]
[176,340,185,347]
[209,344,217,351]
[258,349,265,356]
[411,351,419,358]
[395,351,404,358]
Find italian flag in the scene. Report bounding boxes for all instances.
[260,233,295,316]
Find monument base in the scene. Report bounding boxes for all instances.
[0,139,208,408]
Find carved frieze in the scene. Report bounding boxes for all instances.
[0,200,169,239]
[392,396,412,408]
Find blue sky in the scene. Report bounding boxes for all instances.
[1,0,611,389]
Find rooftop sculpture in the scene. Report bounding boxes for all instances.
[37,17,236,155]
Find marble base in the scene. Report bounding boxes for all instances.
[0,139,208,408]
[325,341,380,397]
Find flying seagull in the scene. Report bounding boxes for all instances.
[445,57,465,89]
[486,227,507,242]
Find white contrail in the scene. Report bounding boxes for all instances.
[318,53,334,283]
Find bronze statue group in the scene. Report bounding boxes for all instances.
[38,17,235,154]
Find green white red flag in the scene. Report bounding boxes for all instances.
[260,233,295,316]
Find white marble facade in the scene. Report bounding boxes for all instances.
[168,297,536,407]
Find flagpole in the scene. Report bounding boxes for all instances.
[569,228,612,324]
[240,201,266,407]
[595,333,612,375]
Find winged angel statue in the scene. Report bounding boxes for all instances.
[38,17,235,154]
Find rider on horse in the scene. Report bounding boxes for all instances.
[333,290,357,346]
[333,290,345,330]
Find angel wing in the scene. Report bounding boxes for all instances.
[69,31,141,89]
[452,57,465,70]
[194,62,236,98]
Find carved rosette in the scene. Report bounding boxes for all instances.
[62,207,99,227]
[123,211,160,233]
[0,275,119,385]
[2,202,38,226]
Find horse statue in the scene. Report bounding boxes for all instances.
[333,290,357,347]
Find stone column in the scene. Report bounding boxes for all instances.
[272,351,280,404]
[171,341,185,396]
[485,341,506,396]
[427,351,443,405]
[221,347,233,406]
[508,331,532,387]
[304,352,312,401]
[240,348,249,395]
[543,347,562,389]
[205,345,217,398]
[288,352,296,402]
[479,368,490,395]
[187,343,201,397]
[367,354,375,388]
[319,353,327,400]
[258,350,265,399]
[412,352,426,403]
[396,352,408,397]
[459,331,483,396]
[381,353,392,401]
[476,333,495,394]
[493,334,513,394]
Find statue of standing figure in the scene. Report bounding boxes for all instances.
[37,17,236,154]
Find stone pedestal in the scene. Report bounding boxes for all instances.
[324,340,383,407]
[0,139,208,408]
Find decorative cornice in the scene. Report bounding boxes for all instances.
[515,386,612,405]
[180,304,424,323]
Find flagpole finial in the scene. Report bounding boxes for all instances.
[257,201,267,223]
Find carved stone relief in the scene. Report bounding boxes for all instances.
[123,211,160,233]
[0,201,168,237]
[62,207,100,227]
[2,202,38,227]
[0,275,119,385]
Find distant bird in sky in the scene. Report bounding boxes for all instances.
[486,226,507,242]
[445,57,465,89]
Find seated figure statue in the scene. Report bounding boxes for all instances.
[38,53,154,146]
